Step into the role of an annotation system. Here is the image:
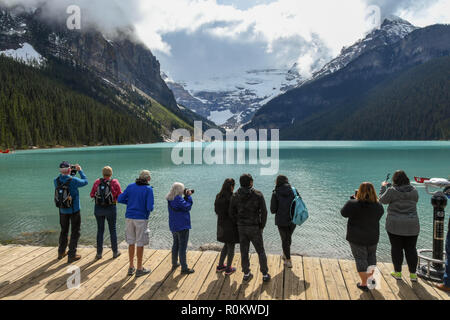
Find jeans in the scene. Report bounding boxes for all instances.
[172,229,190,270]
[388,232,419,273]
[444,230,450,287]
[58,211,81,258]
[278,224,296,260]
[94,205,118,255]
[349,242,378,273]
[219,243,235,267]
[238,226,269,275]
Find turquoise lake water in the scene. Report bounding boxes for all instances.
[0,141,449,261]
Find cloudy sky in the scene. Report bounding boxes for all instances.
[4,0,450,82]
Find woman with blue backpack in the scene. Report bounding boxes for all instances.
[270,175,300,268]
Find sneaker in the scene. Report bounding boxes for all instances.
[243,273,253,282]
[410,273,418,283]
[68,255,81,263]
[95,254,102,260]
[262,274,271,283]
[391,272,403,280]
[135,268,151,278]
[436,284,450,292]
[216,265,227,273]
[127,267,136,276]
[285,259,293,268]
[357,283,370,292]
[225,267,236,276]
[181,268,195,275]
[113,252,121,259]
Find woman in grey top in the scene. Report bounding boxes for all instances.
[379,170,420,282]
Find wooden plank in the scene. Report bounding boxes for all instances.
[89,249,158,300]
[100,250,170,300]
[66,249,133,300]
[42,250,114,300]
[320,258,350,300]
[400,265,442,300]
[174,251,218,300]
[377,263,419,300]
[338,259,373,300]
[237,254,260,300]
[151,251,203,300]
[0,248,89,299]
[283,255,306,300]
[0,246,43,268]
[0,246,17,256]
[259,254,282,300]
[0,247,54,280]
[196,254,227,300]
[303,257,329,300]
[123,252,175,300]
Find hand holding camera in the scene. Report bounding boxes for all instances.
[184,188,195,197]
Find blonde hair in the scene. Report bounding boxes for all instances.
[102,166,113,178]
[139,170,151,182]
[356,182,378,203]
[166,182,185,201]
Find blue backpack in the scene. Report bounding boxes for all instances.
[290,187,309,226]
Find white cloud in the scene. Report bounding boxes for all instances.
[398,0,450,27]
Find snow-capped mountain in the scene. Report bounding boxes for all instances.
[311,15,418,81]
[163,15,417,128]
[163,67,305,128]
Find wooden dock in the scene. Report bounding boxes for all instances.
[0,245,448,300]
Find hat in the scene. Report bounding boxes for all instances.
[59,161,70,169]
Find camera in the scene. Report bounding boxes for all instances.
[350,189,358,200]
[70,165,78,176]
[184,188,195,196]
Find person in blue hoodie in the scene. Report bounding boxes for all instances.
[166,182,195,275]
[118,170,154,278]
[54,161,88,263]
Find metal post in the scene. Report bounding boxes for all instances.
[432,193,447,269]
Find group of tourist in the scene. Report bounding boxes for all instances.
[53,162,450,292]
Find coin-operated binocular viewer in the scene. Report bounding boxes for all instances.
[417,190,449,282]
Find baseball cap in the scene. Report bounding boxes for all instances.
[59,161,70,169]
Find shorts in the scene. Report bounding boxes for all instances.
[125,219,150,247]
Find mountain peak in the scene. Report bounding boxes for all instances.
[382,15,413,26]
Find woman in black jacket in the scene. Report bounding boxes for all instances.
[341,182,384,292]
[270,175,298,268]
[214,178,239,275]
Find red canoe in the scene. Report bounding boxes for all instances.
[1,149,10,154]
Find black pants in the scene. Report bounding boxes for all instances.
[388,232,418,273]
[219,243,236,267]
[278,224,296,260]
[238,226,269,275]
[58,211,81,258]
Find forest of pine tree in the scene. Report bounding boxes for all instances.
[0,56,173,149]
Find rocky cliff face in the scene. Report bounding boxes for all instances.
[0,4,178,112]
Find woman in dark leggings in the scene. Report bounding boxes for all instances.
[214,179,239,275]
[380,170,420,282]
[270,175,297,268]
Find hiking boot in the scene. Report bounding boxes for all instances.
[135,268,151,278]
[181,268,195,275]
[391,272,402,280]
[225,267,236,276]
[262,274,271,283]
[68,255,81,263]
[172,263,180,271]
[436,284,450,292]
[58,252,68,260]
[216,265,227,273]
[113,252,121,259]
[243,273,253,282]
[127,267,136,276]
[410,273,418,283]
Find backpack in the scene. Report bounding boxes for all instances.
[95,179,114,207]
[55,177,73,209]
[290,187,309,226]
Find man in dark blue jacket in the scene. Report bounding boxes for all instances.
[54,161,88,263]
[118,170,154,278]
